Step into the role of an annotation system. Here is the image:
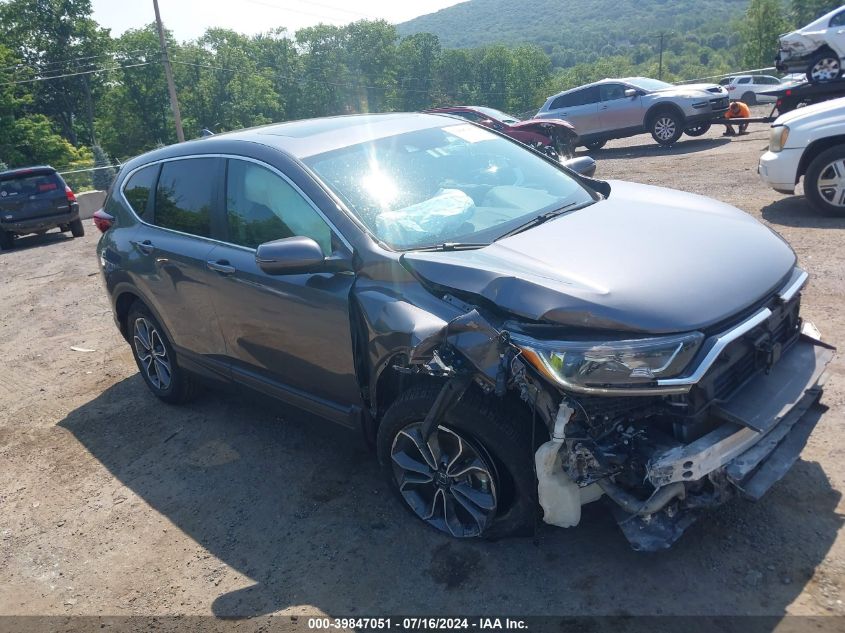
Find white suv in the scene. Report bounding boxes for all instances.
[759,96,845,215]
[718,75,782,105]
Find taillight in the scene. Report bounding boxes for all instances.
[65,185,77,203]
[92,208,114,233]
[727,85,736,90]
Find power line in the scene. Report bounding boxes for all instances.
[0,49,156,74]
[0,62,154,87]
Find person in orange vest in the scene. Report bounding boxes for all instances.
[723,100,751,136]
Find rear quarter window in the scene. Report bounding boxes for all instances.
[122,164,158,219]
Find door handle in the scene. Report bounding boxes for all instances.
[601,105,609,110]
[207,259,236,275]
[130,239,154,255]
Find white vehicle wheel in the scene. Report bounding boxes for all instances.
[808,53,841,83]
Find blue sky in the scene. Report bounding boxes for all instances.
[91,0,466,42]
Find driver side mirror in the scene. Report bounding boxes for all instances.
[561,156,597,178]
[256,236,350,275]
[624,88,638,98]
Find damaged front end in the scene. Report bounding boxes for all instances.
[403,269,834,551]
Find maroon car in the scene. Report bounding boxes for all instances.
[425,106,578,158]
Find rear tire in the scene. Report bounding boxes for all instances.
[0,230,13,251]
[741,91,757,106]
[377,383,537,539]
[127,303,199,404]
[684,123,711,137]
[649,110,684,145]
[807,51,841,83]
[804,145,845,216]
[584,139,607,151]
[69,218,84,237]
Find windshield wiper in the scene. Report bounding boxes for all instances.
[494,201,581,241]
[408,242,489,252]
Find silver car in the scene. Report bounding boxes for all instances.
[536,77,730,149]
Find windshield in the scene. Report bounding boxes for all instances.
[304,123,595,250]
[473,106,520,124]
[625,77,674,92]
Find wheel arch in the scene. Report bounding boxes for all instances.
[798,136,845,179]
[645,102,686,127]
[111,283,169,344]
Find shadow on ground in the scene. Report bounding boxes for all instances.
[579,137,732,160]
[60,375,842,620]
[0,229,75,255]
[762,196,845,229]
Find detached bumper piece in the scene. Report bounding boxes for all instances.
[616,334,833,552]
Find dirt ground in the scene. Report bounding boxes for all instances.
[2,112,845,622]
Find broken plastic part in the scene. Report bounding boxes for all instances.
[535,439,583,528]
[535,401,597,528]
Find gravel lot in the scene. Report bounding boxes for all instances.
[1,115,844,621]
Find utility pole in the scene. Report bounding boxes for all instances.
[655,32,669,81]
[153,0,184,142]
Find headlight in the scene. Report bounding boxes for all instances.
[769,125,790,152]
[516,332,704,394]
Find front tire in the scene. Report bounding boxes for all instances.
[807,51,841,83]
[0,230,13,251]
[128,303,199,404]
[805,145,845,216]
[377,383,537,539]
[584,139,607,151]
[649,110,684,145]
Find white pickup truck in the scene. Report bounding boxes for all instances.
[758,96,845,215]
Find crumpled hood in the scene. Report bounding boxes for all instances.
[402,181,796,334]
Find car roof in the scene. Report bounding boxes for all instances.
[549,77,653,98]
[125,113,461,169]
[0,165,57,178]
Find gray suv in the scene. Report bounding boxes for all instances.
[536,77,730,148]
[96,113,831,550]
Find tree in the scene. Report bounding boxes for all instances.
[395,33,441,110]
[0,0,110,145]
[507,45,551,114]
[95,25,175,158]
[791,0,842,26]
[740,0,789,69]
[91,144,115,190]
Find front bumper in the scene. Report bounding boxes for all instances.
[0,206,80,235]
[616,329,833,550]
[759,148,801,194]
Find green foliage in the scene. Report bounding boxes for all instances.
[1,0,832,170]
[740,0,789,69]
[791,0,843,24]
[0,161,7,172]
[399,0,749,72]
[92,144,115,190]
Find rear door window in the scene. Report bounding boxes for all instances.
[122,164,158,219]
[154,158,220,238]
[551,87,600,109]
